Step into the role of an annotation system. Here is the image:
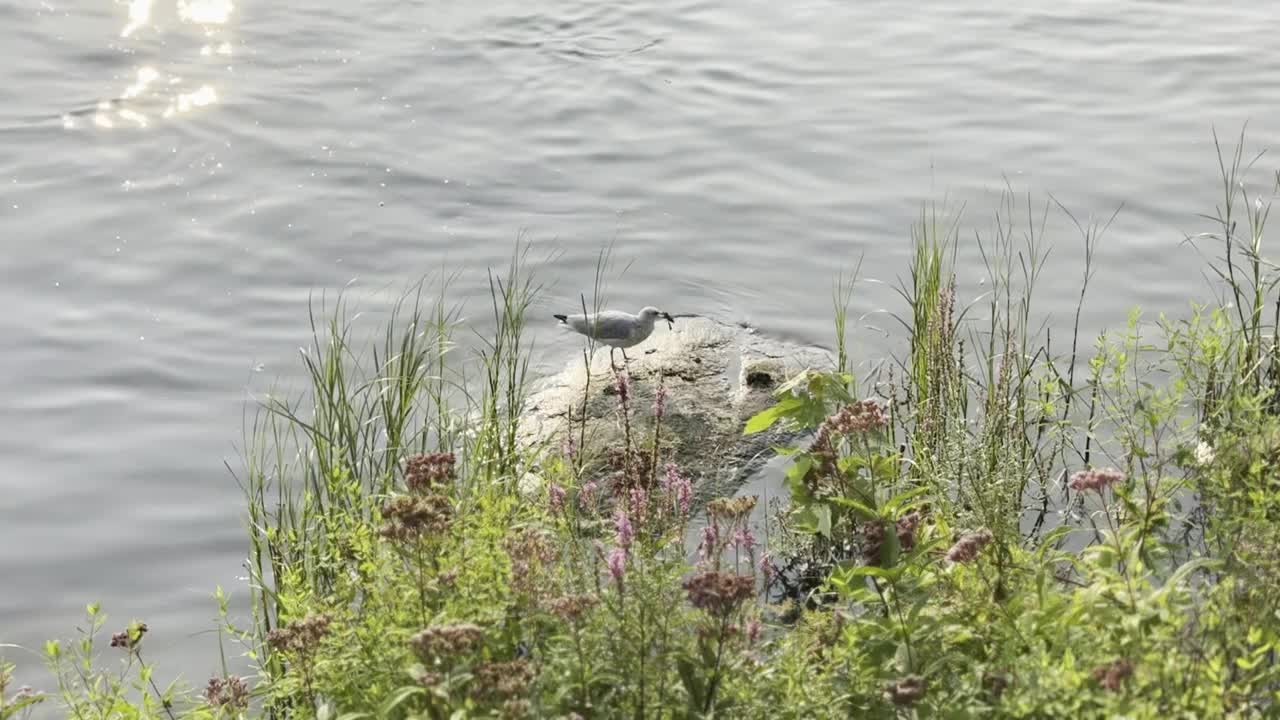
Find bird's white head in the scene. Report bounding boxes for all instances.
[639,306,676,325]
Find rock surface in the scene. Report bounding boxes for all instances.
[521,316,832,499]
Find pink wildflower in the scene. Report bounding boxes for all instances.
[614,508,634,549]
[613,372,630,404]
[653,383,667,419]
[1069,467,1125,494]
[759,553,775,583]
[699,523,720,563]
[733,526,756,553]
[578,479,598,511]
[607,547,627,585]
[548,483,566,514]
[945,529,993,563]
[629,484,650,526]
[664,463,693,516]
[746,619,762,644]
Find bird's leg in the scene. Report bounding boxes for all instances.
[610,347,618,371]
[621,348,631,365]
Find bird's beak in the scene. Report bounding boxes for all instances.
[663,312,675,329]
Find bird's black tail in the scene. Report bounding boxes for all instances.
[553,314,568,322]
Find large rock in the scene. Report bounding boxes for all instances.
[520,316,832,500]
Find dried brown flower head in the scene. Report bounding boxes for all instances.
[1091,658,1134,691]
[824,400,889,437]
[204,675,251,710]
[472,659,535,699]
[501,698,531,720]
[862,520,887,565]
[266,614,331,655]
[379,492,453,542]
[1069,467,1125,494]
[945,529,993,563]
[683,571,755,617]
[409,622,484,660]
[895,511,922,552]
[504,528,558,599]
[110,622,148,650]
[405,452,456,493]
[545,593,599,623]
[706,496,757,524]
[884,675,927,706]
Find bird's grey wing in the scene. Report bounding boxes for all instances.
[568,311,635,340]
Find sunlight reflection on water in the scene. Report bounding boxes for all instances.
[78,0,235,130]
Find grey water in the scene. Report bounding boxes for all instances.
[3,0,1279,697]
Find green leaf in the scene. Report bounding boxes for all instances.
[815,503,832,538]
[829,496,878,521]
[880,522,901,568]
[1236,654,1263,670]
[831,562,899,585]
[377,685,424,717]
[883,485,930,514]
[744,404,786,434]
[792,504,832,537]
[678,657,707,710]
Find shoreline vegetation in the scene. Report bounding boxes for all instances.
[6,131,1280,718]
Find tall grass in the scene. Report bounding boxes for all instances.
[233,248,542,697]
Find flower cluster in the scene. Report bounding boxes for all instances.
[545,593,599,623]
[409,622,484,660]
[884,675,927,706]
[405,452,456,493]
[379,493,453,542]
[861,520,886,565]
[266,614,331,655]
[547,483,567,514]
[578,479,599,512]
[759,554,775,583]
[472,659,535,700]
[203,675,251,711]
[896,511,922,552]
[1091,658,1134,691]
[613,508,634,549]
[382,452,456,543]
[109,622,148,650]
[683,571,755,617]
[607,547,627,585]
[945,529,993,563]
[653,383,668,418]
[863,514,925,565]
[628,484,650,527]
[1069,467,1125,494]
[706,496,757,524]
[809,400,889,484]
[1194,440,1215,466]
[828,399,889,435]
[613,371,630,403]
[698,523,720,563]
[504,528,558,598]
[662,463,693,517]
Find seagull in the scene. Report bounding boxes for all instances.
[553,306,676,368]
